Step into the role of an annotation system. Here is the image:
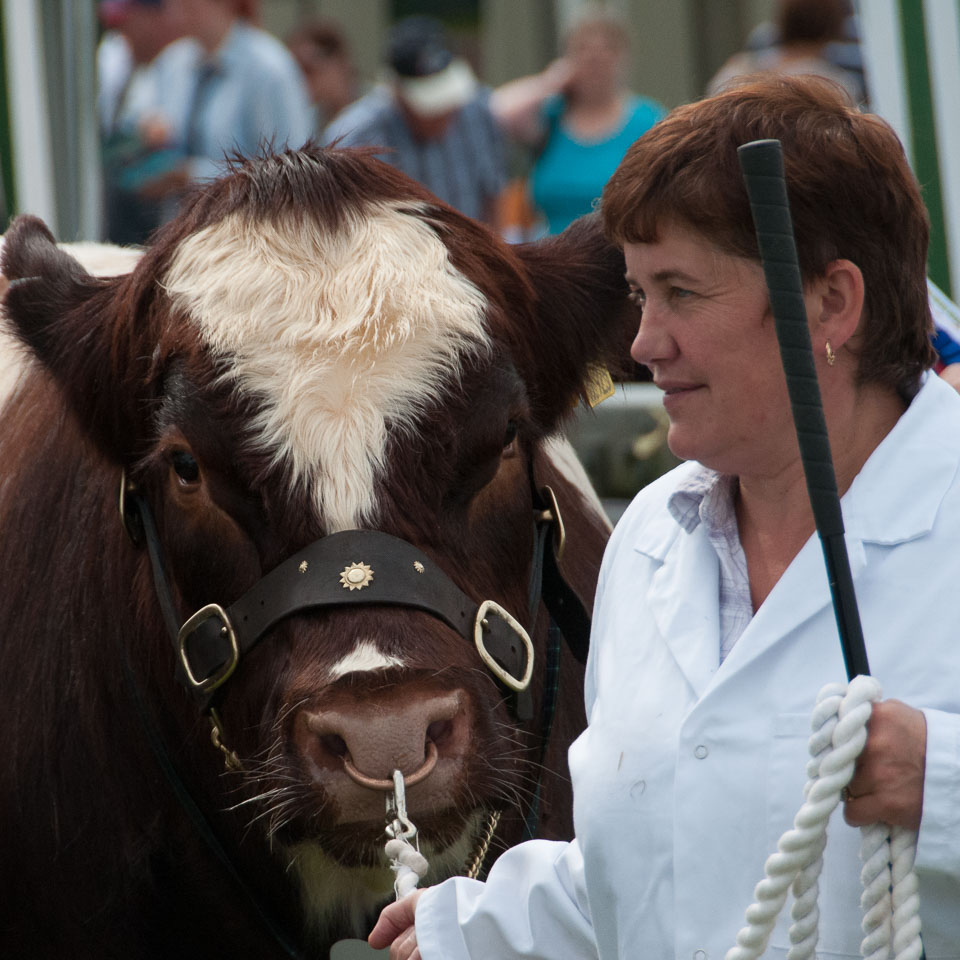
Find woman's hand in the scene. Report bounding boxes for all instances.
[842,699,926,831]
[368,889,426,959]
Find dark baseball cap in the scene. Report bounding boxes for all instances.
[387,16,476,116]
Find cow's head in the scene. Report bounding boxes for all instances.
[1,147,632,937]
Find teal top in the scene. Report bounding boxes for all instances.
[530,94,666,235]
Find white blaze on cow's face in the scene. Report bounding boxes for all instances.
[327,640,405,681]
[162,202,492,532]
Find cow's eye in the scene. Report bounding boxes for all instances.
[503,420,519,449]
[171,450,200,485]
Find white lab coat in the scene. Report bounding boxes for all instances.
[416,373,960,960]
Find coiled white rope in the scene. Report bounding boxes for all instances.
[386,835,429,899]
[725,675,923,960]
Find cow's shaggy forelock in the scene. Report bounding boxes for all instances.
[162,202,492,532]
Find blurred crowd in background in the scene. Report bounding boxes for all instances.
[75,0,960,506]
[96,0,865,246]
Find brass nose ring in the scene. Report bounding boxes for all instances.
[342,740,438,790]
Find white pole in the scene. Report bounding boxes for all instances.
[924,0,960,298]
[859,0,912,163]
[3,0,57,233]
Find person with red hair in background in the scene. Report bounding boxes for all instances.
[708,0,865,104]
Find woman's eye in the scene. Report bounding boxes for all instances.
[628,289,645,308]
[670,286,693,299]
[503,420,519,449]
[171,450,200,484]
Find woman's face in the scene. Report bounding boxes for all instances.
[565,25,626,93]
[624,221,818,478]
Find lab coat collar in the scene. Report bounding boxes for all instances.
[842,373,960,545]
[628,373,960,697]
[644,521,721,697]
[631,463,720,697]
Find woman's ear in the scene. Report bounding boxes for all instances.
[809,258,865,351]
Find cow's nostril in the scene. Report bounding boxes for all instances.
[321,734,348,758]
[426,718,453,746]
[298,687,470,789]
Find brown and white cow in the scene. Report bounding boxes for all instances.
[0,146,632,958]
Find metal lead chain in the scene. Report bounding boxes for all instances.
[385,768,419,844]
[208,708,242,772]
[465,809,501,880]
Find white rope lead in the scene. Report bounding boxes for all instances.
[385,835,429,899]
[725,675,923,960]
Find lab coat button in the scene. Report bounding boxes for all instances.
[693,950,707,960]
[694,744,708,759]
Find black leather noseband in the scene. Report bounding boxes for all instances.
[120,470,590,724]
[177,528,536,716]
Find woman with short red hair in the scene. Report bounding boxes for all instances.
[372,75,960,960]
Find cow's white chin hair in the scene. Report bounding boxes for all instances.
[286,810,484,940]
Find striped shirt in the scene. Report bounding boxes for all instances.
[323,86,506,223]
[668,466,753,663]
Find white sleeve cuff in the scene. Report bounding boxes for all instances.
[414,840,597,960]
[915,707,960,875]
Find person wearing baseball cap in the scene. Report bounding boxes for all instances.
[323,16,506,225]
[387,16,477,124]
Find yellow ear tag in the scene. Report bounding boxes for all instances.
[583,364,616,408]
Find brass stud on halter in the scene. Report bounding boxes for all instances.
[339,561,374,590]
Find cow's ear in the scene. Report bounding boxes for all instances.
[2,215,142,458]
[2,216,99,358]
[511,213,636,431]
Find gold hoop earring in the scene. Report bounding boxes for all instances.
[825,340,837,367]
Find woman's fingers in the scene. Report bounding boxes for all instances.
[368,889,426,950]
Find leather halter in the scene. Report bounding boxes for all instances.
[116,466,592,957]
[119,468,590,724]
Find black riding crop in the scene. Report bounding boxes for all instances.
[737,138,869,682]
[736,138,927,960]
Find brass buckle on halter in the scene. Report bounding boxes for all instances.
[538,484,566,562]
[178,603,240,693]
[473,600,534,692]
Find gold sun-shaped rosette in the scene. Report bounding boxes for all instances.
[339,561,374,591]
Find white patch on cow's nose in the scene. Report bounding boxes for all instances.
[328,641,405,681]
